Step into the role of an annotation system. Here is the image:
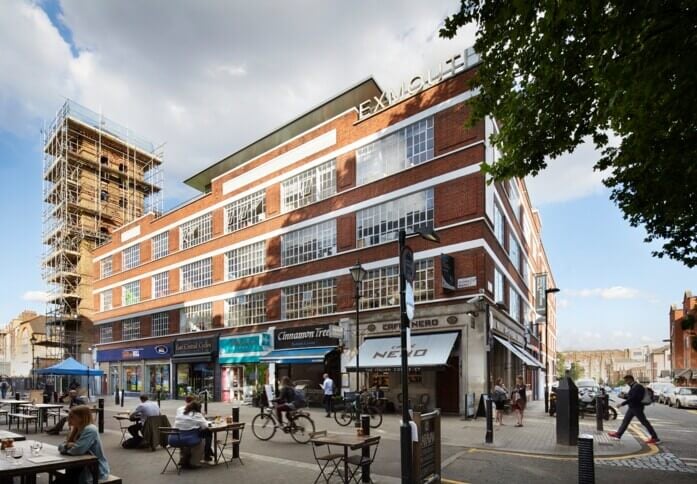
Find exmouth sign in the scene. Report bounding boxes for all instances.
[357,47,480,120]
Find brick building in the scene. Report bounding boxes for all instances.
[90,48,557,414]
[670,290,697,385]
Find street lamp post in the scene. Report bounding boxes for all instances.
[30,334,37,389]
[349,261,367,420]
[544,288,560,414]
[398,227,439,484]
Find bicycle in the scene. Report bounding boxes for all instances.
[251,404,315,444]
[333,393,383,428]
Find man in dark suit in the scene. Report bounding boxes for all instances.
[608,375,660,444]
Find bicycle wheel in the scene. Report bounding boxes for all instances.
[334,407,353,426]
[251,412,276,441]
[367,406,383,428]
[289,414,315,444]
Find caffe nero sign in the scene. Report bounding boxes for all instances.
[275,324,339,350]
[174,336,218,356]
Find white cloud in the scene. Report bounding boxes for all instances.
[557,298,570,309]
[22,290,49,303]
[567,286,641,300]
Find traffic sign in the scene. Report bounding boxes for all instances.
[401,246,415,283]
[405,282,415,320]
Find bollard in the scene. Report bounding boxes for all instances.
[115,386,120,405]
[578,434,595,484]
[157,390,161,408]
[98,398,104,434]
[485,396,494,443]
[53,391,58,403]
[232,407,240,459]
[595,392,604,431]
[556,376,579,445]
[120,389,125,408]
[361,414,371,483]
[204,390,208,415]
[14,392,19,401]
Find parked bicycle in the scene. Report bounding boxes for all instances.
[333,392,383,428]
[251,404,315,444]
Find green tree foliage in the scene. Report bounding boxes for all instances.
[441,1,697,266]
[556,354,585,380]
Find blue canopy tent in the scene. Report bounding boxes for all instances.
[36,357,104,399]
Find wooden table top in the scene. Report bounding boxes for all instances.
[19,404,64,409]
[0,400,32,405]
[310,433,380,450]
[0,441,97,477]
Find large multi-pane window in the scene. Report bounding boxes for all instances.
[122,281,140,306]
[151,312,169,337]
[361,259,434,309]
[225,293,266,327]
[180,258,213,291]
[494,269,504,303]
[356,189,434,248]
[281,159,336,212]
[99,325,113,343]
[152,232,169,260]
[509,288,520,323]
[122,318,141,341]
[226,241,265,280]
[494,204,505,246]
[100,257,112,278]
[282,279,336,320]
[356,117,434,185]
[152,272,169,298]
[509,234,521,272]
[180,302,213,332]
[225,190,266,233]
[100,290,113,311]
[122,244,140,270]
[281,220,336,266]
[180,213,212,249]
[508,180,521,221]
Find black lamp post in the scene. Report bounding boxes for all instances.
[544,287,560,414]
[398,226,439,484]
[349,261,367,410]
[30,334,37,389]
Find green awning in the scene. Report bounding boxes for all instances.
[218,334,269,364]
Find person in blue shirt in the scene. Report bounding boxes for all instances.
[322,374,335,417]
[55,405,110,484]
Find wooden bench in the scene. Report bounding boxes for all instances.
[8,413,38,433]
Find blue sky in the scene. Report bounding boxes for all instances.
[0,0,693,350]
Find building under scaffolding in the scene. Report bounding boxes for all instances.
[42,100,163,363]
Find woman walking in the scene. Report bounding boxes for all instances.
[512,375,527,427]
[55,405,110,484]
[493,378,508,425]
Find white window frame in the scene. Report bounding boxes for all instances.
[122,280,140,306]
[281,220,336,266]
[152,271,169,299]
[225,293,266,327]
[361,259,434,309]
[152,232,169,260]
[122,244,140,270]
[281,159,336,212]
[494,269,504,304]
[494,203,505,246]
[100,290,113,311]
[180,258,213,292]
[356,189,434,248]
[226,241,265,280]
[282,279,336,320]
[509,287,520,323]
[99,325,113,343]
[509,234,521,272]
[122,318,141,341]
[225,190,266,233]
[180,213,212,249]
[100,257,113,278]
[180,302,213,333]
[151,312,169,337]
[508,180,521,222]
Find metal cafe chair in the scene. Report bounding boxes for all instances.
[309,430,344,484]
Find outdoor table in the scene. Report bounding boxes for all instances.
[19,404,64,432]
[0,430,25,442]
[207,422,243,466]
[0,401,32,415]
[310,432,380,484]
[0,440,98,484]
[113,414,132,444]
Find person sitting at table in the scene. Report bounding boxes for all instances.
[128,394,161,439]
[55,405,110,484]
[46,389,86,435]
[171,400,213,466]
[175,395,196,416]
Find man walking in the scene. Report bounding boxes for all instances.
[321,373,334,417]
[609,375,660,444]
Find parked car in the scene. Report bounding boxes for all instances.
[648,382,672,402]
[672,387,697,409]
[666,386,682,407]
[575,378,599,393]
[657,384,675,404]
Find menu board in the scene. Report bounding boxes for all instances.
[412,410,441,483]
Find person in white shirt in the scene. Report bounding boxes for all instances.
[128,394,161,438]
[172,399,213,462]
[322,373,335,417]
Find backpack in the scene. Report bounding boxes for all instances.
[293,388,307,408]
[641,386,654,406]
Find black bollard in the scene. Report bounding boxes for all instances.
[595,391,604,431]
[120,389,125,408]
[232,407,240,459]
[578,434,595,484]
[53,391,58,403]
[98,398,104,434]
[157,390,161,408]
[115,386,120,405]
[14,392,19,401]
[485,396,494,443]
[556,376,579,445]
[361,415,371,483]
[204,390,208,415]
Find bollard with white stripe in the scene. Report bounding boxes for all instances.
[578,433,595,484]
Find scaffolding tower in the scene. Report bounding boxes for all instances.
[41,100,163,361]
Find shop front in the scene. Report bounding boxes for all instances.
[96,343,172,398]
[218,333,271,403]
[172,335,219,400]
[261,324,341,404]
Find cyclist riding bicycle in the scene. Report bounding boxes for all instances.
[273,376,296,428]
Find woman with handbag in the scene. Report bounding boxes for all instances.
[493,378,508,425]
[512,375,527,427]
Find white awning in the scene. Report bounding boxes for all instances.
[494,335,543,369]
[346,332,458,371]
